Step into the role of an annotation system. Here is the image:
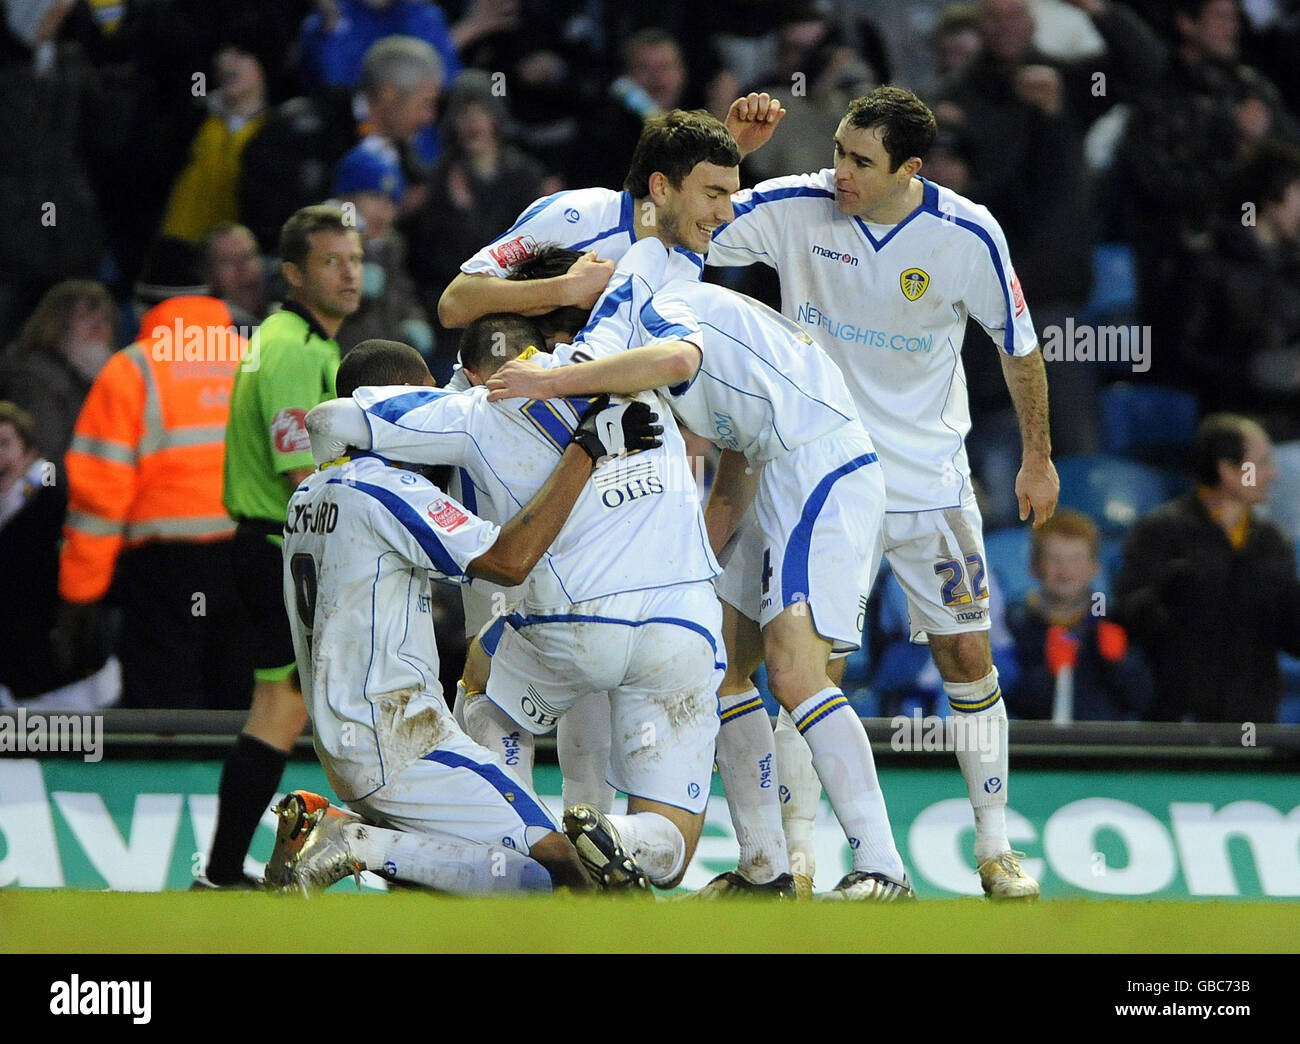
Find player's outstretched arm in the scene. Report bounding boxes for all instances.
[465,397,663,585]
[1000,346,1060,528]
[437,253,615,328]
[726,92,785,158]
[486,341,701,401]
[704,448,760,555]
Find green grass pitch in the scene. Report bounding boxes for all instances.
[3,892,1296,953]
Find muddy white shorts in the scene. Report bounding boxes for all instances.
[479,581,724,814]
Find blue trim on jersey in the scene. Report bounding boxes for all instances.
[570,190,636,251]
[575,278,635,343]
[422,749,556,831]
[364,388,457,425]
[782,452,879,610]
[510,612,725,671]
[641,299,695,343]
[672,247,705,274]
[490,190,569,245]
[943,214,1017,354]
[457,467,477,513]
[693,366,791,455]
[723,184,835,225]
[346,478,464,577]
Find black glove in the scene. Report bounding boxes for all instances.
[570,394,664,462]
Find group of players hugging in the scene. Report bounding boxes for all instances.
[254,84,1058,902]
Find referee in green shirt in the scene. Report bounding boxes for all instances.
[200,204,362,887]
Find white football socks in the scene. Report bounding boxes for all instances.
[715,688,788,883]
[462,691,535,785]
[605,811,685,886]
[790,687,905,880]
[773,706,821,882]
[557,691,615,813]
[344,823,552,893]
[944,668,1010,863]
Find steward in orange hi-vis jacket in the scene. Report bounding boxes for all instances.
[56,295,254,709]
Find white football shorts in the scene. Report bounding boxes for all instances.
[883,496,992,642]
[479,581,724,814]
[341,718,561,855]
[714,427,884,653]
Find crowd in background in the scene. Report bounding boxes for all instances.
[1,0,1299,724]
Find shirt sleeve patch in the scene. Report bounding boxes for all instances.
[1010,268,1026,316]
[488,235,538,270]
[427,498,468,532]
[271,407,310,454]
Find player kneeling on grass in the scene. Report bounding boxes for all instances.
[307,318,727,893]
[269,340,661,894]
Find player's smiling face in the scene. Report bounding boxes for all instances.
[653,161,739,254]
[832,121,918,221]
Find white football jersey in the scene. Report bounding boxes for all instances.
[350,381,718,605]
[461,187,637,277]
[707,170,1039,512]
[560,238,863,467]
[284,454,498,800]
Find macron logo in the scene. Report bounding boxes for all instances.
[812,244,858,266]
[50,976,152,1024]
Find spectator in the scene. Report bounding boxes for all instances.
[1118,0,1296,358]
[299,0,463,94]
[1172,139,1300,537]
[0,3,112,336]
[936,0,1163,457]
[330,137,433,358]
[159,39,269,244]
[403,68,546,375]
[0,401,77,706]
[201,222,269,327]
[743,6,881,183]
[1116,414,1300,723]
[925,3,983,94]
[0,280,116,467]
[239,35,444,252]
[54,294,255,711]
[566,28,689,191]
[1005,509,1153,720]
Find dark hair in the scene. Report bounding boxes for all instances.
[0,400,37,448]
[843,87,937,170]
[461,314,546,377]
[1235,138,1300,209]
[624,109,741,198]
[336,339,430,398]
[1172,0,1220,22]
[279,204,355,269]
[507,246,591,339]
[1193,413,1256,487]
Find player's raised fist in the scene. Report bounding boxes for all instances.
[571,395,663,463]
[726,93,785,158]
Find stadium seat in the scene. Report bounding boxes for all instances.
[1100,383,1199,465]
[1055,454,1170,534]
[1083,242,1138,323]
[984,527,1034,606]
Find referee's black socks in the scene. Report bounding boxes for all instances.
[206,734,288,885]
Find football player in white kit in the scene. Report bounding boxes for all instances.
[429,102,798,892]
[709,86,1059,899]
[271,340,661,894]
[306,318,726,891]
[490,238,914,901]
